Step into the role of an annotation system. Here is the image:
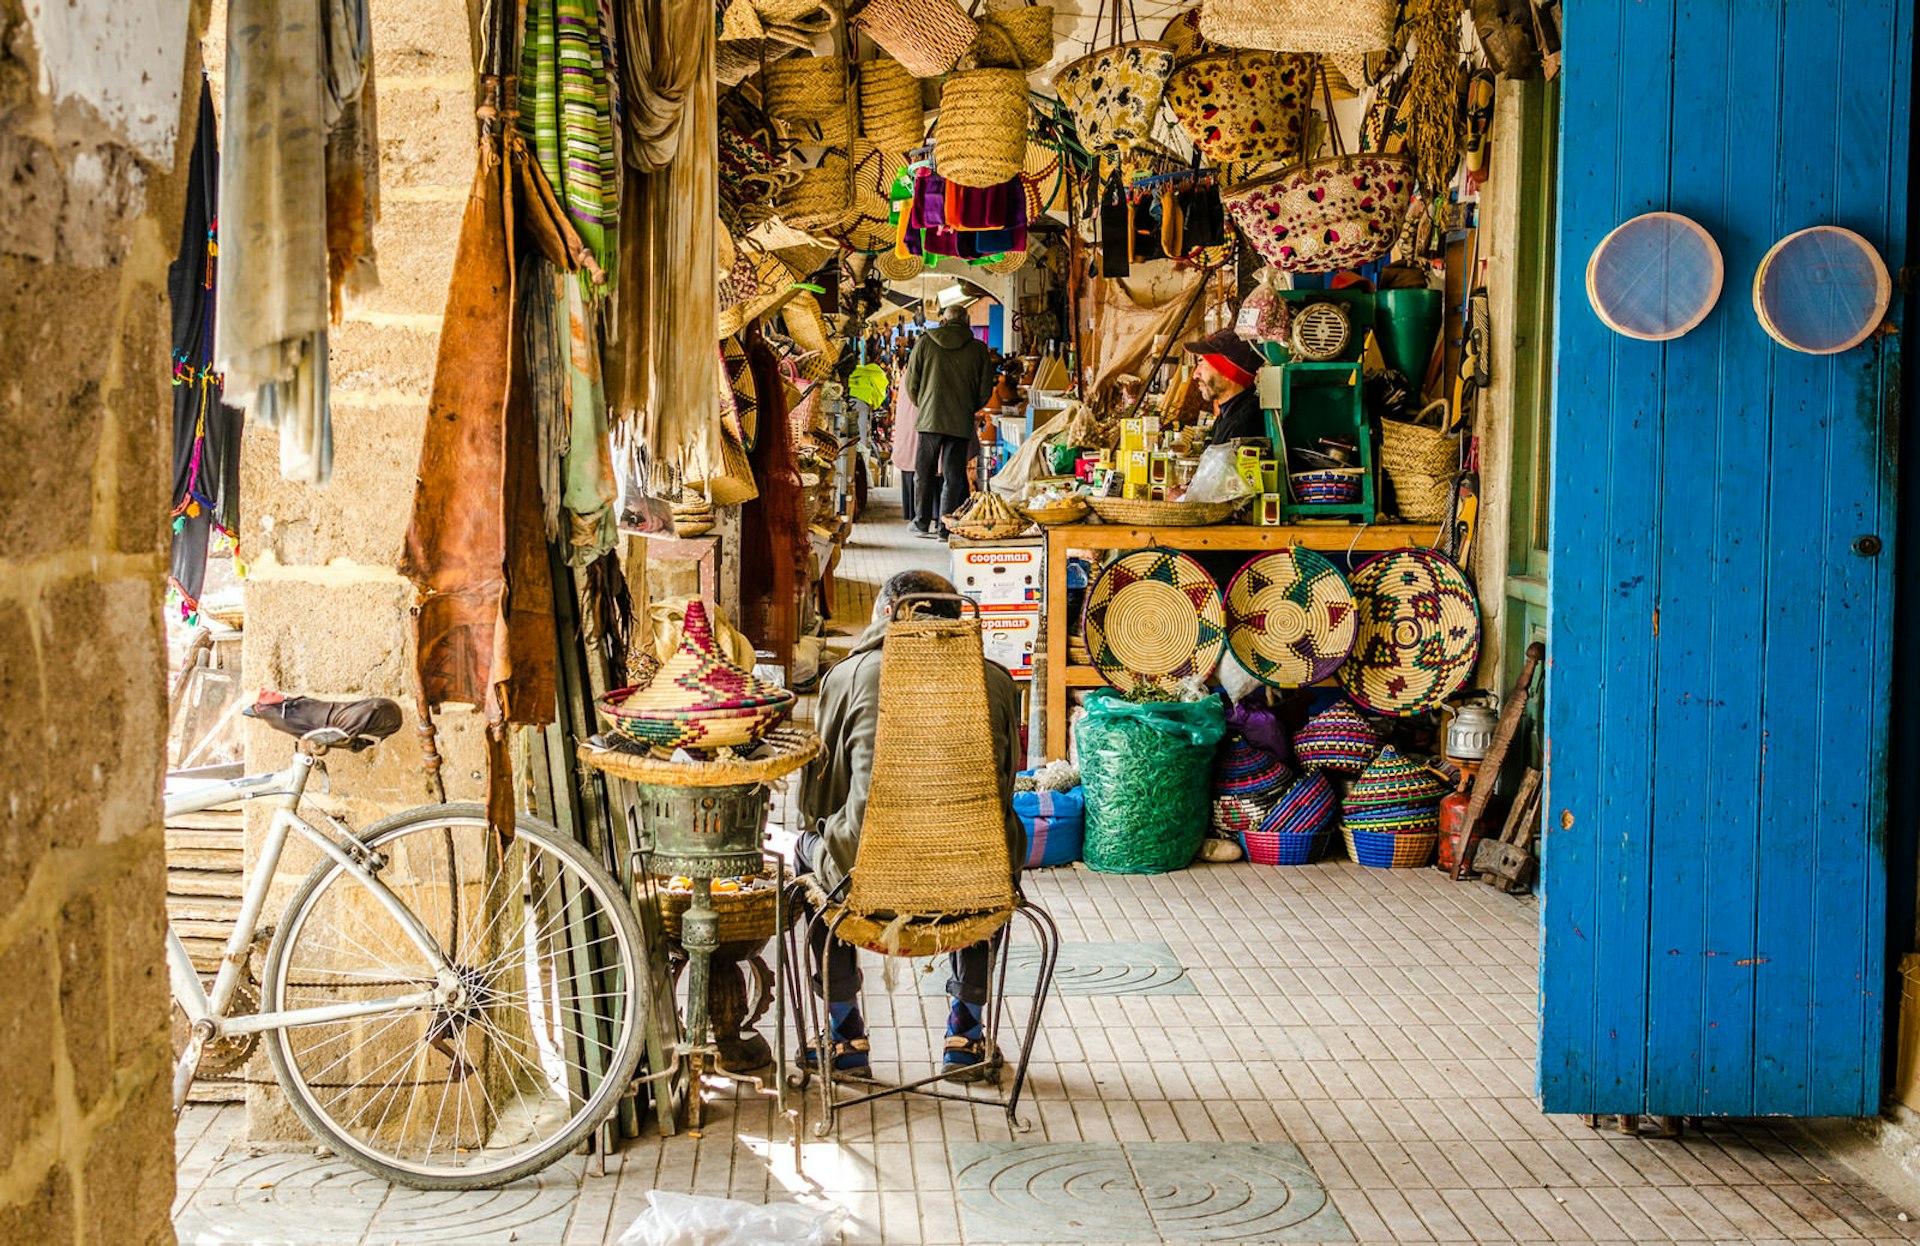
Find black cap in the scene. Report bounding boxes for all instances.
[1182,328,1265,379]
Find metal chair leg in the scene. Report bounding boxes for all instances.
[1002,899,1060,1132]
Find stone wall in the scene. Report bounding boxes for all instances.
[0,1,201,1242]
[221,0,492,1138]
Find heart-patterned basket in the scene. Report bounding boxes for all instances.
[1165,51,1312,168]
[1223,153,1413,273]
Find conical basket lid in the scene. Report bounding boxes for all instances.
[1345,745,1446,808]
[620,600,791,712]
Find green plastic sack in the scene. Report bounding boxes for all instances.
[1047,443,1082,476]
[1077,692,1226,874]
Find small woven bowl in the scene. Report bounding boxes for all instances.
[1242,827,1333,866]
[1022,496,1090,525]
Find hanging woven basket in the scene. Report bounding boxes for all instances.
[935,69,1030,188]
[853,0,979,78]
[857,58,926,149]
[763,54,848,122]
[876,250,925,280]
[1223,153,1413,272]
[831,141,906,253]
[1379,408,1455,523]
[979,3,1055,69]
[1164,51,1312,167]
[1052,41,1176,153]
[776,150,855,234]
[1198,0,1397,55]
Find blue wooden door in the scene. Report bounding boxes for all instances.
[1542,1,1910,1116]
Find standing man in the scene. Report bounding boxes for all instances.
[904,304,996,539]
[1183,328,1269,446]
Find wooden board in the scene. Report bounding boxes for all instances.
[166,803,244,975]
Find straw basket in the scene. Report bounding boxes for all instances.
[979,4,1055,68]
[835,611,1015,956]
[1223,153,1413,272]
[832,141,906,252]
[877,250,925,280]
[777,151,855,234]
[857,58,926,149]
[763,54,848,122]
[979,249,1029,273]
[946,513,1030,541]
[1052,41,1176,152]
[752,0,827,21]
[1164,51,1312,167]
[1085,495,1248,526]
[1379,414,1455,523]
[853,0,979,78]
[1198,0,1397,55]
[935,69,1030,188]
[657,880,779,947]
[1021,496,1089,525]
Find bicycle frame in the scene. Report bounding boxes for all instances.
[166,748,458,1108]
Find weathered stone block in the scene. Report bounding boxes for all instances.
[238,574,414,698]
[351,197,461,317]
[108,843,172,1069]
[0,599,48,912]
[0,1165,74,1245]
[377,86,478,195]
[0,931,55,1176]
[329,319,439,399]
[108,282,175,557]
[81,1070,174,1246]
[239,401,430,569]
[59,889,114,1113]
[377,0,475,76]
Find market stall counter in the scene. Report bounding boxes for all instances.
[1042,522,1439,758]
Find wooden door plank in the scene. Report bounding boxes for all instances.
[1540,0,1632,1113]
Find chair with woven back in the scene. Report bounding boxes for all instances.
[786,593,1059,1136]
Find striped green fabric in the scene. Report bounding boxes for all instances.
[520,0,618,279]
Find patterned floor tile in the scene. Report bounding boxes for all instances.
[953,1141,1351,1244]
[917,940,1196,997]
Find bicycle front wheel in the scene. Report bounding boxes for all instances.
[261,803,646,1188]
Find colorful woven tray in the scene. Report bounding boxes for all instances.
[1339,548,1481,716]
[1082,548,1226,698]
[1224,547,1357,688]
[1291,699,1378,774]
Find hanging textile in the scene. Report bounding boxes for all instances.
[168,82,245,620]
[737,325,807,669]
[519,0,620,278]
[619,0,709,170]
[400,79,557,838]
[604,10,720,482]
[216,0,379,485]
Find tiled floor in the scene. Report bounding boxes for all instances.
[174,510,1920,1245]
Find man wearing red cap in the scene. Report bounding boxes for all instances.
[1183,328,1269,447]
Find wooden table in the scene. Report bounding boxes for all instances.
[1041,522,1438,759]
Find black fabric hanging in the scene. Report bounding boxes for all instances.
[1177,183,1227,250]
[168,80,245,616]
[1099,174,1131,278]
[1129,191,1165,262]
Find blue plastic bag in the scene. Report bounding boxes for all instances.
[1013,774,1087,868]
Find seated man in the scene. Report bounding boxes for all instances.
[797,569,1025,1079]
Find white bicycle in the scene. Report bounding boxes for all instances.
[167,694,647,1188]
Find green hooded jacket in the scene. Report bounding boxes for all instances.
[902,323,997,440]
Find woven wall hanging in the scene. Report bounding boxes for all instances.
[1339,547,1479,715]
[1223,547,1357,688]
[1082,547,1225,698]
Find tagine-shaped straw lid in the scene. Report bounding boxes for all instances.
[619,600,791,712]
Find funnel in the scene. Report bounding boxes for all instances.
[1374,289,1443,381]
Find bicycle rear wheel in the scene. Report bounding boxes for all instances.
[261,803,646,1188]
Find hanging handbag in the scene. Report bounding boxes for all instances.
[853,0,979,77]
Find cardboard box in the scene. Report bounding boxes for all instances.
[951,542,1045,607]
[1236,445,1266,491]
[1259,493,1283,525]
[979,605,1040,680]
[1125,449,1151,488]
[1120,418,1144,452]
[1148,452,1172,486]
[1260,462,1280,494]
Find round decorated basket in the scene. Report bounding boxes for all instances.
[1081,548,1226,698]
[1291,699,1378,774]
[1242,770,1337,865]
[1223,547,1356,688]
[1343,825,1439,870]
[1339,548,1480,716]
[1289,469,1363,505]
[1086,495,1250,527]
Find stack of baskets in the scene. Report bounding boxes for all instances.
[1380,411,1457,524]
[1242,771,1339,864]
[596,600,795,751]
[1341,746,1448,869]
[1210,737,1293,841]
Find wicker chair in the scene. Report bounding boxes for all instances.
[785,594,1059,1136]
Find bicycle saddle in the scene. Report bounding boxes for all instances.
[244,692,403,752]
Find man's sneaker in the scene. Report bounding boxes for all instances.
[941,1000,1001,1083]
[801,1001,873,1078]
